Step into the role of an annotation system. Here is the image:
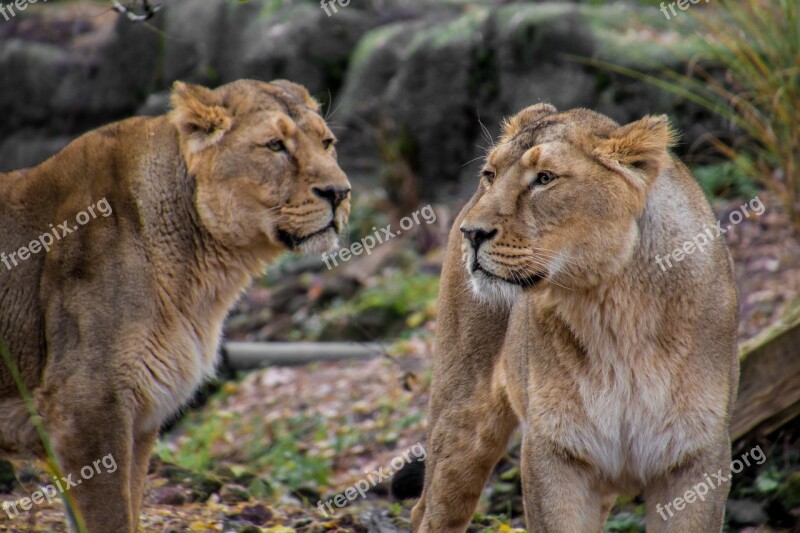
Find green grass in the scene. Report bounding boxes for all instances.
[156,407,334,491]
[693,159,759,201]
[585,0,800,226]
[319,271,439,334]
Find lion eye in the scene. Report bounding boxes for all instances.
[534,171,557,186]
[481,170,496,184]
[265,140,286,152]
[322,138,335,150]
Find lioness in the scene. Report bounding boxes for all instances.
[412,105,739,532]
[0,79,350,532]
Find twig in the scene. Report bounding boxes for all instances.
[112,0,161,22]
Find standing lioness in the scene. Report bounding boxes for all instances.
[0,79,350,531]
[413,105,739,532]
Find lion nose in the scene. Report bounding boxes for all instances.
[313,186,350,210]
[460,226,497,249]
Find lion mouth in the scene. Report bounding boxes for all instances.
[472,260,544,288]
[277,221,336,250]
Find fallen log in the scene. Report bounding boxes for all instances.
[219,306,800,439]
[731,301,800,440]
[222,341,385,371]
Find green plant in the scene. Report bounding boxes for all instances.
[249,414,333,488]
[692,158,759,200]
[321,272,439,331]
[583,0,800,229]
[605,511,645,533]
[161,407,334,493]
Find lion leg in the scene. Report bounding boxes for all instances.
[130,429,157,528]
[412,391,517,533]
[644,444,731,533]
[411,204,518,533]
[521,433,614,533]
[39,385,135,533]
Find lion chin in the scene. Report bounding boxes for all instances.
[467,262,522,309]
[298,228,339,255]
[276,222,341,256]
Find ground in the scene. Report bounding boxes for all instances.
[1,191,799,532]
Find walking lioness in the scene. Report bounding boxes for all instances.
[0,79,350,531]
[412,105,739,532]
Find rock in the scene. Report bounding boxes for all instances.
[239,503,273,526]
[727,498,768,526]
[0,0,728,203]
[137,91,171,117]
[153,486,187,506]
[55,13,162,118]
[0,5,161,171]
[0,132,71,172]
[220,483,252,504]
[161,0,227,84]
[490,5,597,115]
[0,39,77,131]
[0,14,160,130]
[222,3,375,97]
[337,9,492,199]
[162,0,375,98]
[335,3,723,201]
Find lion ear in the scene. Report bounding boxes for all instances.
[169,81,233,153]
[270,79,321,113]
[500,103,558,142]
[595,114,678,190]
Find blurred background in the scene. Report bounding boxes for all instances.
[0,0,798,531]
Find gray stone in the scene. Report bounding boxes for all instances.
[726,498,768,525]
[0,132,71,172]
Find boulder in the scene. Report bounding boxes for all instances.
[335,2,724,200]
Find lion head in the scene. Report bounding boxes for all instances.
[461,104,677,306]
[169,79,350,257]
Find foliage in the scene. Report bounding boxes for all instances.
[605,512,645,533]
[590,0,799,228]
[156,406,333,491]
[693,158,759,201]
[319,271,439,335]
